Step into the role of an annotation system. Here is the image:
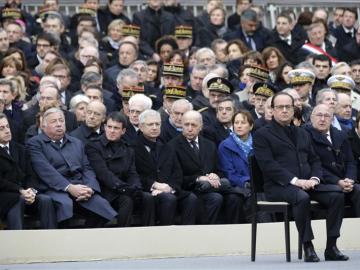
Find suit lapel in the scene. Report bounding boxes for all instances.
[180,136,201,165]
[269,122,296,148]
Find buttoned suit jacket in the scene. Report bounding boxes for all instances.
[305,125,357,185]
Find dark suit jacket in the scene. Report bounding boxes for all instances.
[70,124,102,145]
[103,63,128,93]
[223,25,269,52]
[85,135,142,202]
[348,128,360,182]
[334,25,356,61]
[133,7,175,57]
[202,119,231,146]
[169,134,220,191]
[253,120,322,192]
[160,118,181,143]
[4,104,24,144]
[306,125,357,185]
[123,122,139,147]
[0,142,29,218]
[27,133,116,222]
[97,6,131,36]
[267,30,307,65]
[134,135,184,196]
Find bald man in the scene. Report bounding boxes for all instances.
[70,101,106,144]
[306,104,360,218]
[170,110,242,224]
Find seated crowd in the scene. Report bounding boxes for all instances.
[1,0,360,262]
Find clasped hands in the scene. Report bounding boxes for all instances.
[20,188,37,205]
[338,178,354,193]
[151,181,173,196]
[198,173,221,188]
[295,179,319,190]
[67,184,94,201]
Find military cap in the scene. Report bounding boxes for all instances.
[163,85,187,99]
[162,63,184,77]
[122,24,140,38]
[77,4,97,17]
[253,83,276,98]
[327,75,355,92]
[248,65,269,82]
[207,77,233,94]
[122,85,144,100]
[1,8,22,20]
[288,69,315,85]
[175,25,193,39]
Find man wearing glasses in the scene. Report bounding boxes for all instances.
[254,92,348,262]
[306,103,360,219]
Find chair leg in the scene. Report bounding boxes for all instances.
[284,210,291,262]
[298,232,302,260]
[251,212,257,261]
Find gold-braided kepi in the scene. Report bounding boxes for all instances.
[175,25,193,39]
[162,63,184,77]
[122,24,140,38]
[253,82,276,98]
[248,65,269,82]
[207,77,233,94]
[122,85,144,100]
[163,85,187,99]
[288,69,315,85]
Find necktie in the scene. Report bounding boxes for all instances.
[3,146,10,155]
[247,36,255,50]
[190,140,200,157]
[55,140,62,148]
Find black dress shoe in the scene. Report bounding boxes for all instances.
[324,246,349,261]
[304,246,320,262]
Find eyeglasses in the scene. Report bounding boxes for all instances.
[313,113,332,119]
[274,105,293,111]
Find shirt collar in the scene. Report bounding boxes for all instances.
[0,143,10,148]
[186,136,199,144]
[5,104,12,111]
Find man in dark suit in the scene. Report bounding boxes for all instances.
[201,77,233,129]
[160,98,193,143]
[27,108,117,227]
[132,0,175,59]
[45,60,74,108]
[103,41,138,93]
[254,92,348,262]
[334,8,358,62]
[306,104,360,216]
[249,83,275,122]
[0,78,24,143]
[70,101,106,145]
[202,96,234,146]
[0,113,56,229]
[123,93,153,147]
[170,110,242,224]
[86,112,155,227]
[135,109,198,225]
[267,12,307,65]
[23,80,78,133]
[224,9,269,52]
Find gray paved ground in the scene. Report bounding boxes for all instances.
[1,251,359,270]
